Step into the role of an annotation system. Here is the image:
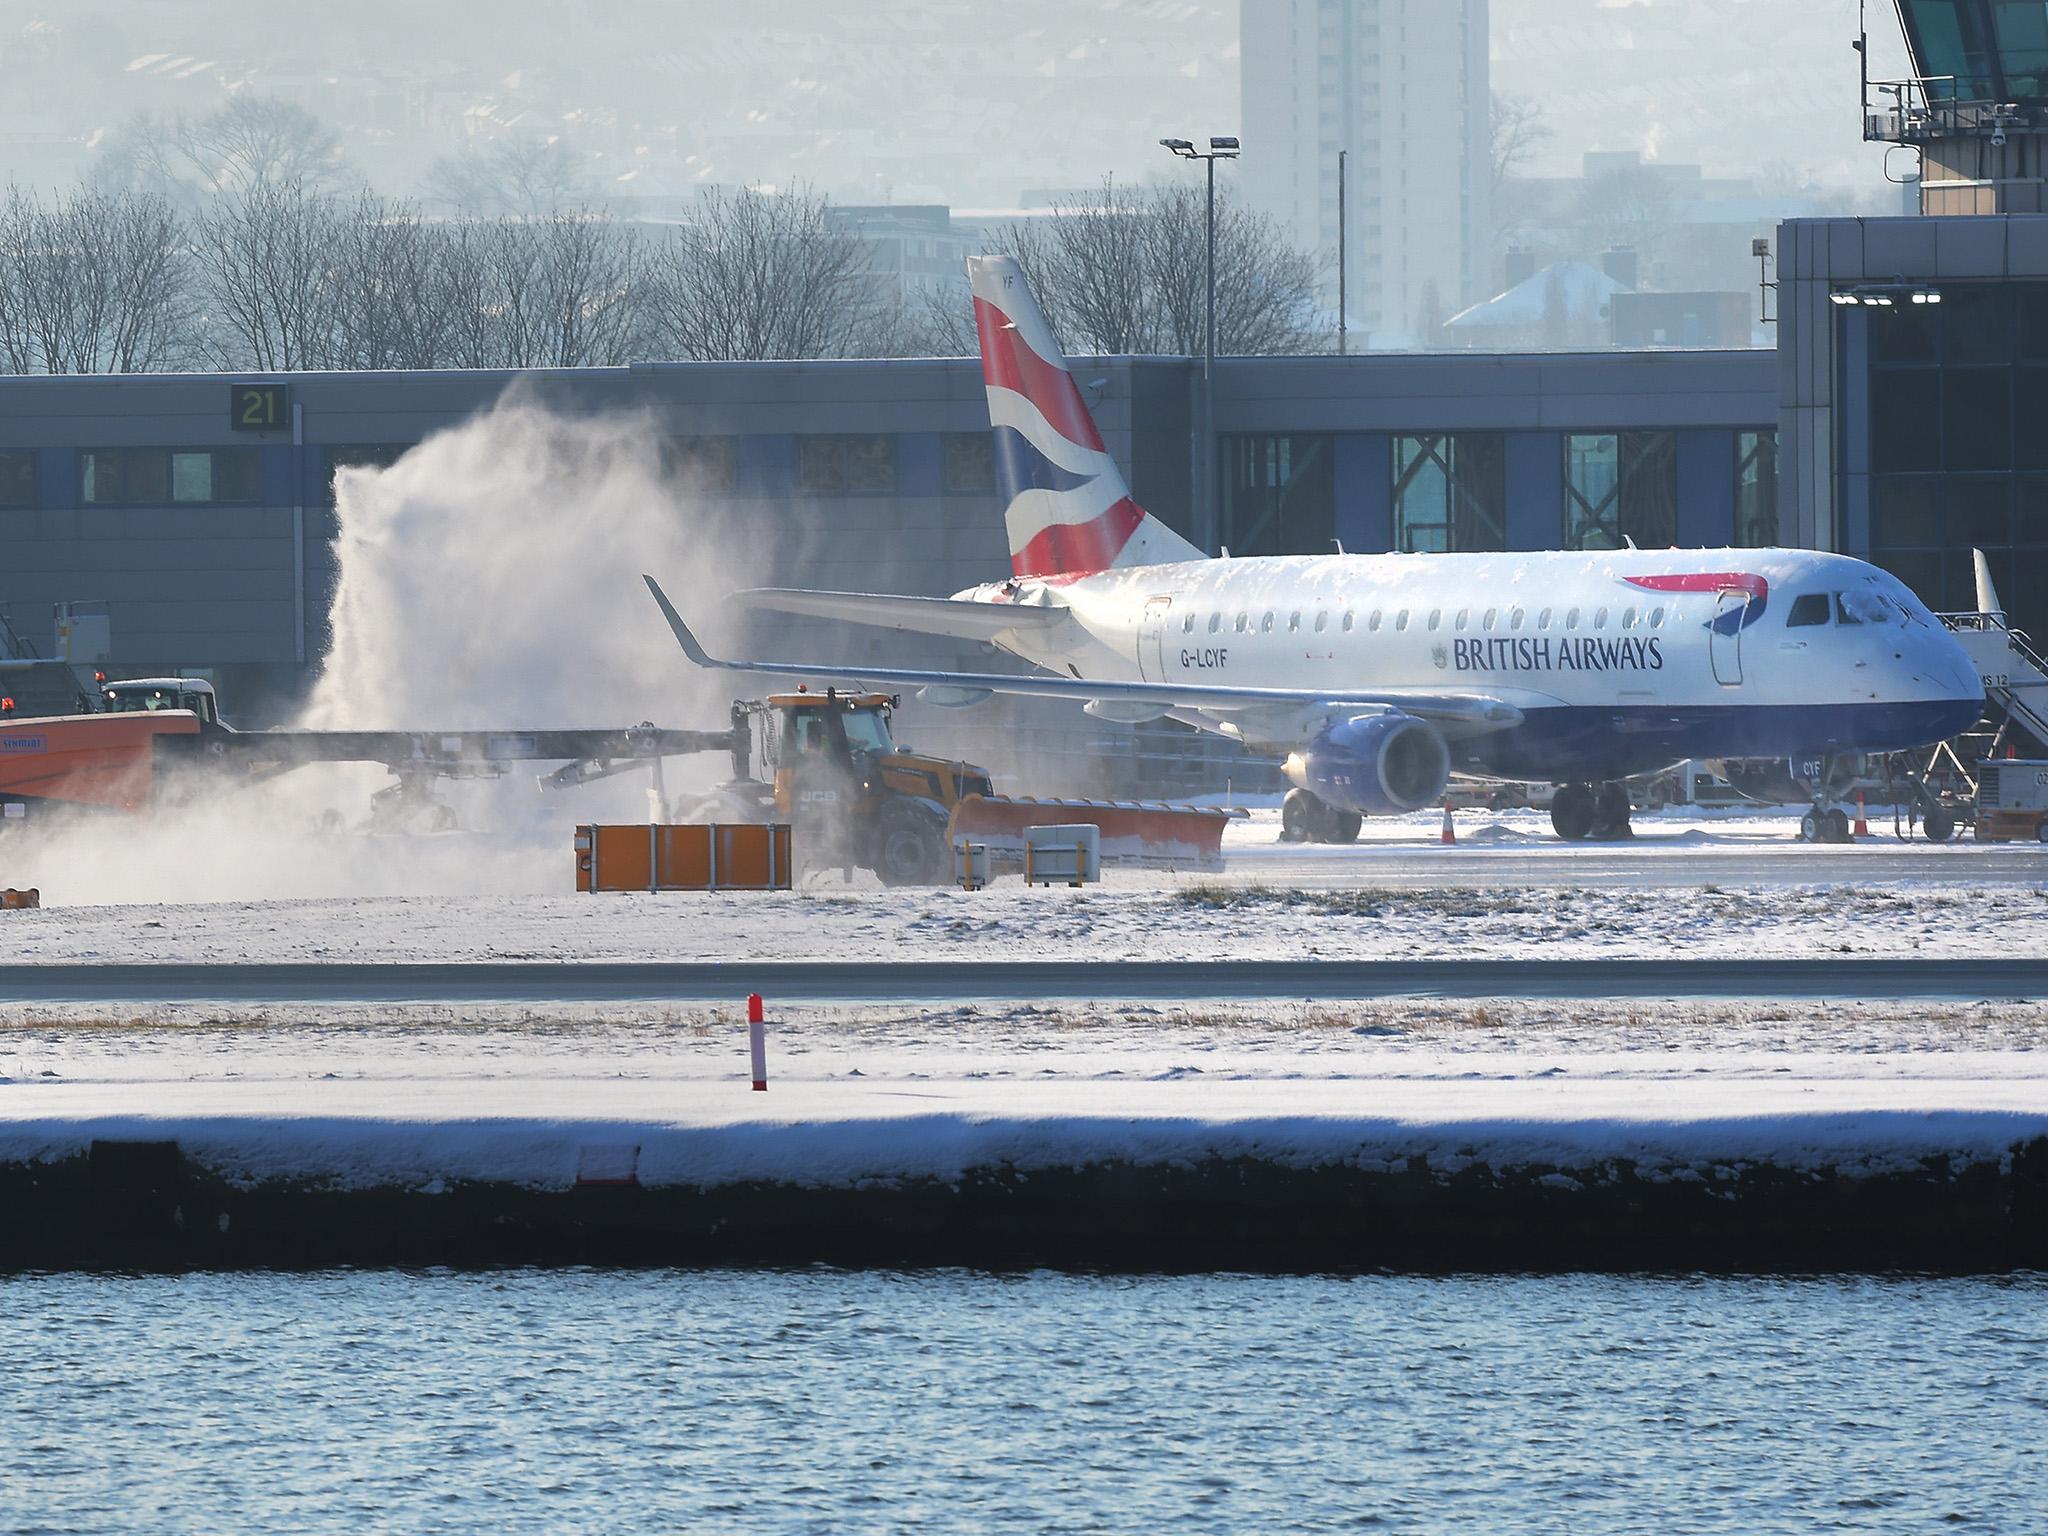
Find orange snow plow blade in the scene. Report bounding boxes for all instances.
[946,794,1240,871]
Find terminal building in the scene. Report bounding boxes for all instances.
[0,1,2038,794]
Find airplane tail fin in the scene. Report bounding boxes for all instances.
[968,253,1204,578]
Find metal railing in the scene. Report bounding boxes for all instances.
[1864,75,2027,142]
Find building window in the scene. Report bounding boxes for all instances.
[0,450,33,509]
[1221,434,1335,557]
[1735,430,1778,546]
[1564,432,1676,550]
[1862,280,2048,634]
[82,448,261,506]
[666,435,737,493]
[943,433,995,493]
[798,435,894,493]
[1392,433,1505,552]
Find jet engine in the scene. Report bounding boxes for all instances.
[1283,712,1450,817]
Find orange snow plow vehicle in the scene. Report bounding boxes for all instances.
[0,706,203,813]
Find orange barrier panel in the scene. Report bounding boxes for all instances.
[1,888,38,910]
[576,823,792,892]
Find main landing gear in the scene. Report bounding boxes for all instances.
[1550,782,1634,841]
[1280,788,1362,845]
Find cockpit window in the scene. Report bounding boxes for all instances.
[1838,589,1894,626]
[1787,593,1831,628]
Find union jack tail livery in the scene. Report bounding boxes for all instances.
[968,254,1202,579]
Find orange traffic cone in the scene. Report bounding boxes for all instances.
[1440,798,1456,844]
[1853,791,1869,838]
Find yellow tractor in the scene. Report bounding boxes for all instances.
[669,688,1236,886]
[673,689,989,884]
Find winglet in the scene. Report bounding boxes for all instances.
[642,575,727,670]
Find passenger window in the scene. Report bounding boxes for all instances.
[1538,608,1552,629]
[1483,608,1497,631]
[1509,607,1524,630]
[1368,611,1383,632]
[1235,612,1248,633]
[1395,610,1410,632]
[1621,607,1637,629]
[1593,607,1608,628]
[1182,613,1195,633]
[1649,607,1664,628]
[1288,610,1301,632]
[1787,593,1831,628]
[1260,612,1275,633]
[1456,609,1470,630]
[1565,608,1579,630]
[1314,611,1328,632]
[1209,612,1222,633]
[1427,609,1441,631]
[1342,611,1354,632]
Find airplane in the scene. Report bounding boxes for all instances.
[644,253,1985,844]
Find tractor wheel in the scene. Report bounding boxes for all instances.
[1923,806,1957,844]
[873,802,948,886]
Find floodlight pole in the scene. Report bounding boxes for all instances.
[1338,148,1348,356]
[1162,134,1241,551]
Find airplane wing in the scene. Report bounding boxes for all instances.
[645,576,1525,737]
[733,587,1073,644]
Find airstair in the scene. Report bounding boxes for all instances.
[1938,550,2048,757]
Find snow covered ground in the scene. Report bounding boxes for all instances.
[3,999,2045,1189]
[0,876,2041,966]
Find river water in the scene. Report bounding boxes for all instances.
[3,1271,2042,1533]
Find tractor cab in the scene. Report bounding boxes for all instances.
[743,688,992,884]
[99,677,220,726]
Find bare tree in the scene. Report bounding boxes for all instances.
[487,212,642,367]
[1490,92,1554,256]
[326,192,457,370]
[191,177,345,369]
[1491,94,1553,200]
[642,184,880,360]
[975,179,1323,358]
[0,186,194,373]
[89,111,198,205]
[180,95,346,195]
[423,138,596,218]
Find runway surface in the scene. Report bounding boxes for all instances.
[3,957,2043,1005]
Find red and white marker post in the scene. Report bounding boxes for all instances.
[747,992,768,1091]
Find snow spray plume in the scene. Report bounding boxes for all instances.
[8,392,768,905]
[305,389,743,731]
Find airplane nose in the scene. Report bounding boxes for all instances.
[1928,628,1983,701]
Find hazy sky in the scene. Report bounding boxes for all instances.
[0,0,1918,202]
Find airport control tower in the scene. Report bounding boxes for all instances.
[1865,0,2048,213]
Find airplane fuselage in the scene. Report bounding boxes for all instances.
[967,546,1984,784]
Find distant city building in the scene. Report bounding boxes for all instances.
[826,205,979,324]
[1240,0,1490,347]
